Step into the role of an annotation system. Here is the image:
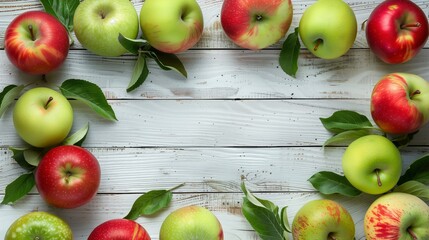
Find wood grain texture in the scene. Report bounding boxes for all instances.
[1,99,429,147]
[0,0,428,49]
[1,49,429,100]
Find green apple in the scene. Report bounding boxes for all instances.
[159,205,224,240]
[13,87,73,148]
[292,199,355,239]
[5,211,73,240]
[365,192,429,240]
[299,0,357,59]
[73,0,139,57]
[342,135,402,195]
[140,0,204,53]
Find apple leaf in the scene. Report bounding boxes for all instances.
[279,27,300,78]
[59,79,117,121]
[127,53,149,93]
[308,171,361,197]
[118,33,149,55]
[323,129,370,147]
[9,147,37,171]
[39,0,79,33]
[394,180,429,200]
[147,49,188,78]
[398,154,429,185]
[23,149,44,167]
[62,122,90,146]
[1,172,35,205]
[0,84,25,118]
[391,131,418,149]
[241,181,290,240]
[242,198,289,240]
[320,110,374,134]
[123,183,184,220]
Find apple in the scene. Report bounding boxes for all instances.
[365,0,429,64]
[13,87,73,148]
[35,145,101,209]
[342,135,402,195]
[292,199,355,239]
[371,73,429,135]
[299,0,357,59]
[4,11,69,75]
[220,0,293,50]
[88,219,151,240]
[5,211,73,240]
[73,0,139,57]
[159,205,224,240]
[140,0,204,53]
[365,192,429,239]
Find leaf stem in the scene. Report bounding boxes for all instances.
[168,183,185,192]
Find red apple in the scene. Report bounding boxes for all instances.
[365,0,428,64]
[35,145,101,209]
[88,219,151,240]
[220,0,293,50]
[371,73,429,134]
[4,11,69,75]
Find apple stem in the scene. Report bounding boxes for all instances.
[328,233,336,240]
[314,39,323,51]
[28,24,35,41]
[401,22,421,29]
[411,90,421,98]
[44,97,53,110]
[375,169,382,187]
[255,15,263,21]
[408,228,418,240]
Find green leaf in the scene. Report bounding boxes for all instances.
[280,206,291,233]
[391,131,418,149]
[323,129,370,147]
[279,27,300,78]
[127,53,149,92]
[9,147,36,171]
[60,79,117,121]
[242,198,286,240]
[23,149,44,167]
[1,172,35,205]
[241,182,275,210]
[308,171,362,197]
[39,0,79,32]
[398,154,429,185]
[147,49,187,78]
[320,110,374,134]
[0,84,25,118]
[62,122,90,146]
[118,33,148,55]
[123,183,184,220]
[394,180,429,200]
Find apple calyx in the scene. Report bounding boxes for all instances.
[408,227,418,240]
[401,22,421,29]
[254,14,264,22]
[44,96,54,109]
[328,233,337,240]
[313,39,323,51]
[375,169,382,187]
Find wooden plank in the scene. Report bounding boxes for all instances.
[1,146,426,194]
[0,192,377,239]
[2,99,429,147]
[0,0,428,49]
[1,49,429,100]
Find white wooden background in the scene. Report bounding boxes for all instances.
[0,0,428,239]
